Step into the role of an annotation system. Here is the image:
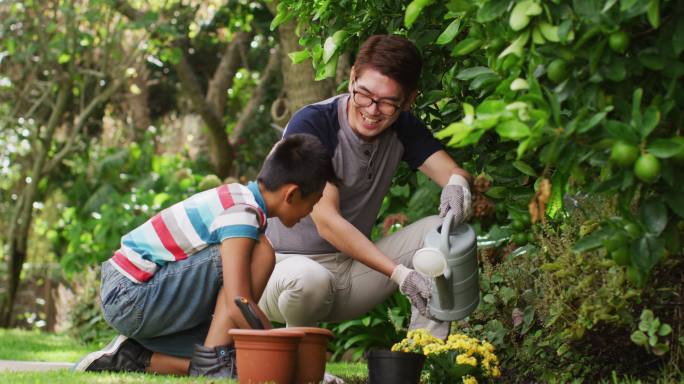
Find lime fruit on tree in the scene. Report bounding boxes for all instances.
[608,30,630,54]
[634,153,661,183]
[610,140,640,166]
[547,59,568,84]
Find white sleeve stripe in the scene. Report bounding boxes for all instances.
[171,203,204,248]
[120,246,159,273]
[209,212,259,232]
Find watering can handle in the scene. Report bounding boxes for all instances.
[440,210,455,254]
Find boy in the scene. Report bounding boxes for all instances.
[74,133,338,378]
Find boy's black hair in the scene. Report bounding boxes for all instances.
[257,133,340,197]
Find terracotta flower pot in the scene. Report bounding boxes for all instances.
[229,328,305,384]
[282,327,335,384]
[367,348,426,384]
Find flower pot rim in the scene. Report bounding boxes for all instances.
[367,348,425,359]
[229,329,305,338]
[279,326,335,338]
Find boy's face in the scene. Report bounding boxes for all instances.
[280,187,324,227]
[347,67,416,141]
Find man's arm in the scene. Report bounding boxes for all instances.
[310,182,396,277]
[418,150,472,187]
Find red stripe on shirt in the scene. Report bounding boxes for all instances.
[151,214,188,261]
[112,251,153,282]
[217,185,234,209]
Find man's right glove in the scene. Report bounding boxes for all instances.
[391,265,433,318]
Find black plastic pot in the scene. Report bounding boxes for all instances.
[367,348,426,384]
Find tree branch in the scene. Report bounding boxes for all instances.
[42,78,125,175]
[206,30,253,116]
[230,47,281,142]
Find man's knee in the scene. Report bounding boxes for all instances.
[260,257,334,325]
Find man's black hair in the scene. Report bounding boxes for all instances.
[257,133,339,197]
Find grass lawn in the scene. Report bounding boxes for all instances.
[0,329,367,383]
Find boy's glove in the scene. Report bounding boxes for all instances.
[391,265,432,318]
[439,174,472,223]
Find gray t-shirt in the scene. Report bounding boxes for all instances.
[266,94,442,254]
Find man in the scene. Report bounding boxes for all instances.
[259,34,472,339]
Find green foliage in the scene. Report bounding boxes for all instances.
[323,292,412,361]
[65,267,116,345]
[630,309,672,356]
[271,1,684,378]
[52,133,209,273]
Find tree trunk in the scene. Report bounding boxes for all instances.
[266,1,336,127]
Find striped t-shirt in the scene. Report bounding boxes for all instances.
[109,181,267,283]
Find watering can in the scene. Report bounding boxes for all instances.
[412,211,479,321]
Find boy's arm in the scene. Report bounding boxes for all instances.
[220,237,273,329]
[310,182,396,277]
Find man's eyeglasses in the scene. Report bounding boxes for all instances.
[351,83,401,116]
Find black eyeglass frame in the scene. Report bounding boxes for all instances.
[350,80,402,116]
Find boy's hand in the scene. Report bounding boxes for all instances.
[439,174,472,223]
[391,265,433,318]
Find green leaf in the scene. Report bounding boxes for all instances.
[578,108,611,134]
[674,19,684,56]
[640,199,667,236]
[270,11,290,31]
[499,30,530,59]
[572,228,609,253]
[509,0,541,31]
[513,160,537,176]
[476,99,506,121]
[640,106,660,138]
[405,0,434,29]
[664,190,684,218]
[323,30,347,63]
[631,330,648,345]
[436,18,461,45]
[476,0,508,23]
[496,119,530,140]
[647,0,660,28]
[639,53,665,70]
[620,0,639,11]
[456,66,495,80]
[288,50,310,64]
[451,38,482,56]
[658,323,672,336]
[633,235,665,271]
[58,53,71,64]
[648,138,684,158]
[604,120,640,143]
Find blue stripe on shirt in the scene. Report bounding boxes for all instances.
[215,225,260,242]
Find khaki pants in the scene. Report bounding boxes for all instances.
[258,215,450,338]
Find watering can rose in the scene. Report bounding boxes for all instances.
[392,329,501,383]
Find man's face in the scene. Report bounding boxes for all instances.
[347,68,410,141]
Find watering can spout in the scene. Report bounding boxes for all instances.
[412,211,479,322]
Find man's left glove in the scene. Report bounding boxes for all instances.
[439,174,472,223]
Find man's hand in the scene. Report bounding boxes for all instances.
[391,265,433,318]
[439,174,472,223]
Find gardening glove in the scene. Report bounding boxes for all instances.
[391,265,433,319]
[438,174,472,223]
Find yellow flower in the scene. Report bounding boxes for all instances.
[462,375,478,384]
[456,353,477,367]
